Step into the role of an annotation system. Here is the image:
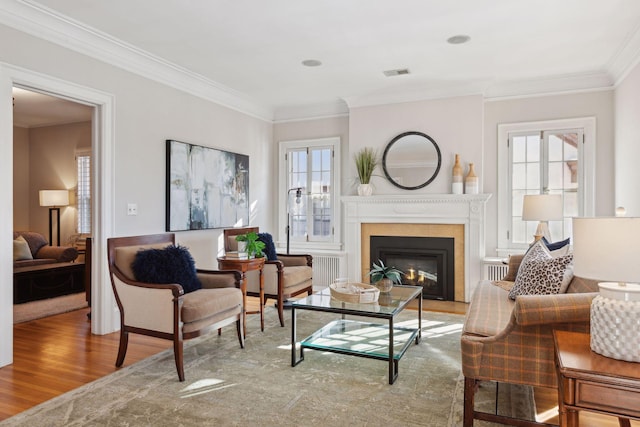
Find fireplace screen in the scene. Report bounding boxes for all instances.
[370,236,454,300]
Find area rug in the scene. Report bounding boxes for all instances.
[13,293,88,324]
[1,308,534,426]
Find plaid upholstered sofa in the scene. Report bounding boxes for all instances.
[460,254,599,426]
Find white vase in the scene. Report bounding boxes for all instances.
[357,183,373,196]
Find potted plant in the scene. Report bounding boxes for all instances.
[354,147,379,196]
[235,231,265,258]
[367,259,403,293]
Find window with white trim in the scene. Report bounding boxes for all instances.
[76,152,91,234]
[497,118,595,253]
[279,137,341,251]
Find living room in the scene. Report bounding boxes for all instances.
[2,2,640,425]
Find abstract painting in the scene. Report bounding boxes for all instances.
[166,139,249,231]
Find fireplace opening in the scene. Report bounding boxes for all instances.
[370,235,454,301]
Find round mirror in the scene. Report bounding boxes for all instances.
[382,131,442,190]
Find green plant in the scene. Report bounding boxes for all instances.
[367,259,403,284]
[235,232,265,258]
[354,147,379,184]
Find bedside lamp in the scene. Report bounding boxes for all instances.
[39,189,69,246]
[573,216,640,362]
[522,194,563,242]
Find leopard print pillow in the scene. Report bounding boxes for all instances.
[508,240,573,300]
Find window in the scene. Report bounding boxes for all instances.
[279,137,341,251]
[76,152,91,234]
[497,118,595,253]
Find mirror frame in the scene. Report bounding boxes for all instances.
[382,131,442,190]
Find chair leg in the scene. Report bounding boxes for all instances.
[463,377,476,427]
[173,335,184,382]
[236,318,245,348]
[115,329,129,367]
[277,294,285,327]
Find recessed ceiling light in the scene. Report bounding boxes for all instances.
[383,68,410,77]
[302,59,322,67]
[447,34,471,45]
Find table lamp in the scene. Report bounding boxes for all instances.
[39,189,69,246]
[522,194,563,242]
[573,216,640,362]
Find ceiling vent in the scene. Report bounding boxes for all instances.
[383,68,410,77]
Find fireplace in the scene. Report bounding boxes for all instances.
[342,194,490,302]
[370,235,455,300]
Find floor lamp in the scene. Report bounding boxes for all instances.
[286,187,303,254]
[39,190,69,246]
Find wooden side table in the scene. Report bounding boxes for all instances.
[217,256,265,337]
[553,330,640,427]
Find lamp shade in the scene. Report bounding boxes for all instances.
[39,190,69,207]
[573,217,640,283]
[522,194,563,221]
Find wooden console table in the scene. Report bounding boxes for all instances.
[217,256,265,337]
[553,330,640,427]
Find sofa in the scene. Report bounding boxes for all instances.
[13,231,78,268]
[460,252,599,426]
[13,231,83,304]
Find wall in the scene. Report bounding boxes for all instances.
[349,96,485,196]
[27,121,91,244]
[615,61,640,215]
[273,115,350,244]
[483,90,615,255]
[0,23,273,366]
[12,126,29,230]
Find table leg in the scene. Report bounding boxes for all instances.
[291,306,304,366]
[388,317,395,384]
[417,293,422,344]
[259,265,264,331]
[240,272,247,338]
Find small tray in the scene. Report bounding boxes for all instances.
[329,282,380,304]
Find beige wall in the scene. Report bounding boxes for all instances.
[26,121,91,245]
[349,95,484,196]
[483,90,615,254]
[12,126,29,231]
[615,61,640,216]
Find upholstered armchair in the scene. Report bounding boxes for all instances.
[107,233,244,382]
[223,227,313,327]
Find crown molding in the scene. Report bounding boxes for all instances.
[0,0,274,122]
[273,100,349,123]
[483,72,614,100]
[608,20,640,86]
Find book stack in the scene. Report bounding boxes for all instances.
[225,251,248,259]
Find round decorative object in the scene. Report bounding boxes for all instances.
[382,131,442,190]
[374,277,394,293]
[329,282,379,303]
[357,183,373,196]
[590,282,640,362]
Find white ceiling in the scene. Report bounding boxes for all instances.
[8,0,640,123]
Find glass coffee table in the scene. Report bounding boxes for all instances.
[291,285,422,384]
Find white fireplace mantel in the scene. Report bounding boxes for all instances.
[342,193,491,302]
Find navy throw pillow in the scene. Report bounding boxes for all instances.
[257,232,278,261]
[541,236,570,251]
[131,244,202,293]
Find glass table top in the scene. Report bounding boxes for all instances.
[292,285,422,317]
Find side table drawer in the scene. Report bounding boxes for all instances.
[576,380,640,419]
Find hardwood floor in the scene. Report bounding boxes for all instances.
[1,298,635,425]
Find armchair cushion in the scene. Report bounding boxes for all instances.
[257,232,278,261]
[132,245,202,293]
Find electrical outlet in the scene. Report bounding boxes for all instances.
[127,203,138,216]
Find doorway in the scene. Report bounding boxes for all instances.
[1,63,117,368]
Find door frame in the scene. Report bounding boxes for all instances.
[1,62,117,367]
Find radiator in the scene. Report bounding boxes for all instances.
[483,259,509,281]
[311,253,345,289]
